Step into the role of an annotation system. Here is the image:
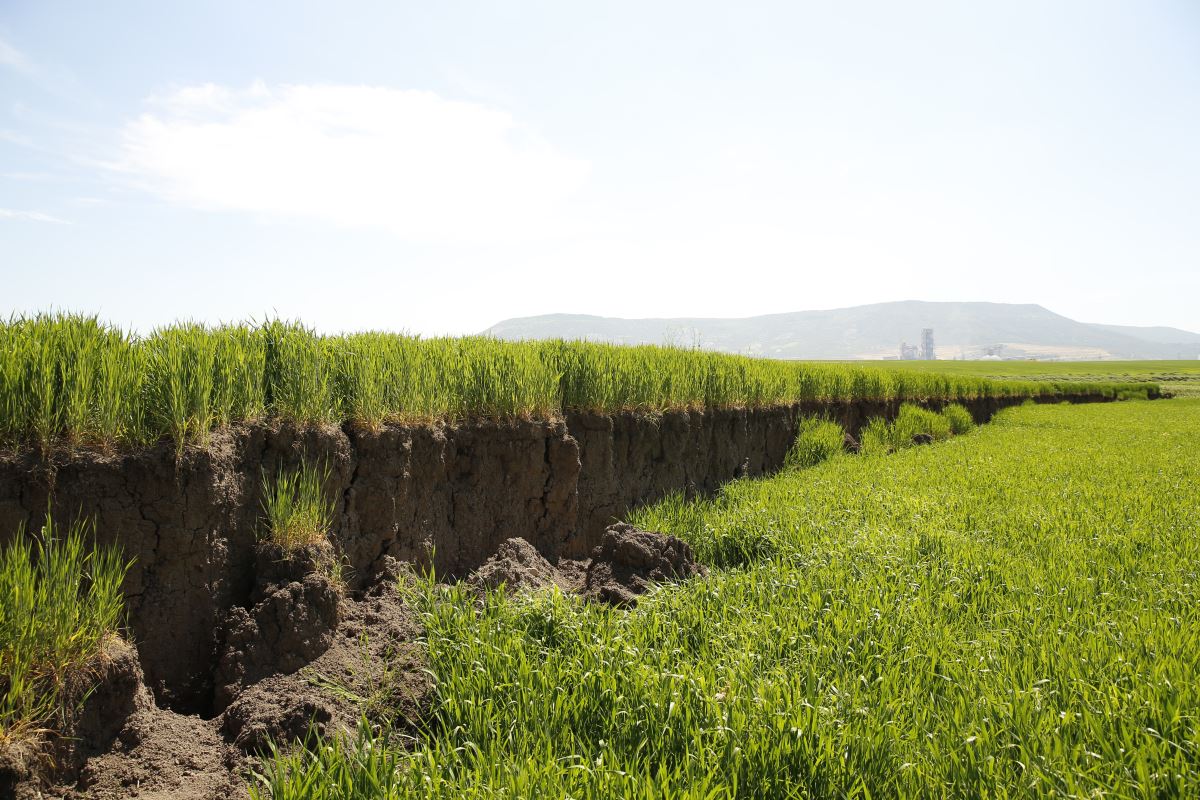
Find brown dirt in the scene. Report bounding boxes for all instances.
[219,558,428,755]
[468,538,563,594]
[8,553,430,799]
[63,709,246,800]
[213,545,342,713]
[579,523,707,607]
[468,524,707,608]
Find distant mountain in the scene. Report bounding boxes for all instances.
[484,301,1200,360]
[1086,323,1200,346]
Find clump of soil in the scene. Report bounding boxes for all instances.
[0,637,156,799]
[581,523,707,607]
[57,638,156,769]
[66,709,246,800]
[220,558,428,754]
[469,538,563,594]
[468,525,706,608]
[212,544,342,712]
[0,637,243,800]
[1,738,41,800]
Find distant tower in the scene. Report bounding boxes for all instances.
[920,328,936,361]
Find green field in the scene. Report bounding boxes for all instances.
[862,359,1200,397]
[254,399,1200,799]
[0,314,1154,449]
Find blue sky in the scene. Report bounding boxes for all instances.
[2,1,1198,335]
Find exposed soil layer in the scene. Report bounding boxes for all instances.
[0,394,1116,714]
[4,548,429,799]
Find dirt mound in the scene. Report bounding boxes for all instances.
[3,637,245,800]
[213,545,342,712]
[58,638,156,769]
[66,710,245,800]
[469,538,562,593]
[467,527,707,607]
[1,638,155,799]
[581,523,707,607]
[219,565,428,754]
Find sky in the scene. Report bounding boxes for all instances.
[2,1,1199,335]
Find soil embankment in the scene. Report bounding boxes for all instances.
[0,392,1115,717]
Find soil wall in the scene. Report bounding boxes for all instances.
[0,393,1114,713]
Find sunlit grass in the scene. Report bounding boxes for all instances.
[783,416,845,470]
[0,313,1153,449]
[261,462,335,551]
[0,513,130,742]
[251,399,1200,798]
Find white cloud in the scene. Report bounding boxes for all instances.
[116,83,590,242]
[0,37,29,72]
[0,208,69,224]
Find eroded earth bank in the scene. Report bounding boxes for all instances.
[0,393,1114,797]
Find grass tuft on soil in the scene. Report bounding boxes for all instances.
[261,462,335,552]
[783,417,846,470]
[0,513,130,743]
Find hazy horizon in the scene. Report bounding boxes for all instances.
[3,2,1198,335]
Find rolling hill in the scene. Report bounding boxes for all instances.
[484,301,1200,360]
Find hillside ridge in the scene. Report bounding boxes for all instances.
[485,301,1200,360]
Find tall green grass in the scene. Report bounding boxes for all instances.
[251,399,1200,798]
[940,402,975,435]
[860,403,954,454]
[783,417,845,470]
[0,313,1154,449]
[261,462,335,551]
[0,513,130,741]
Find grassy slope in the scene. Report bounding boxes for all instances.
[0,314,1152,449]
[254,399,1200,799]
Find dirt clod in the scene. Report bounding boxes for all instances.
[212,544,342,713]
[469,538,562,593]
[213,572,340,713]
[581,523,706,607]
[219,576,428,755]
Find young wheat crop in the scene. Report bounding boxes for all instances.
[251,399,1200,798]
[261,462,335,551]
[0,513,130,742]
[0,313,1153,450]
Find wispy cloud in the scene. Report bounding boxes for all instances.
[0,36,32,74]
[0,208,70,224]
[114,83,590,243]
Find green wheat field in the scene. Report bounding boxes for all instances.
[0,313,1155,449]
[3,315,1197,799]
[247,399,1199,799]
